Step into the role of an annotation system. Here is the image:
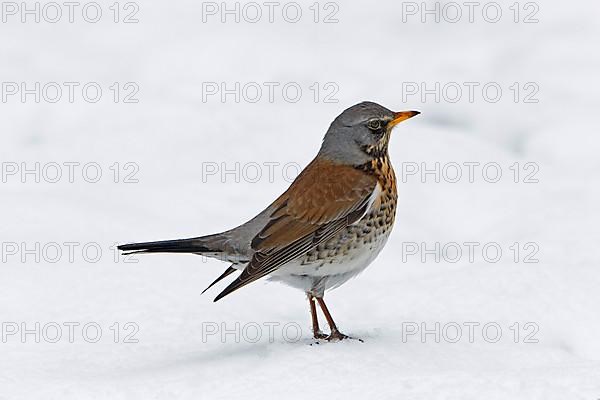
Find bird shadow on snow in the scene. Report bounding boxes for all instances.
[116,334,376,379]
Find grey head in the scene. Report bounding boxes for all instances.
[318,101,420,165]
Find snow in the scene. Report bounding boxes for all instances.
[1,0,599,398]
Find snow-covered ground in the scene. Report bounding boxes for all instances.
[1,0,599,398]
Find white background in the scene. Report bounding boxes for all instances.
[1,0,599,399]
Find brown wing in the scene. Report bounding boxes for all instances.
[213,158,377,302]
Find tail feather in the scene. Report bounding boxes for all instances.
[201,266,238,294]
[118,237,215,255]
[118,234,245,295]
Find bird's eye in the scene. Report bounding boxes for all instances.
[367,119,382,131]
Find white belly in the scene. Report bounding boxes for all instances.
[267,223,392,294]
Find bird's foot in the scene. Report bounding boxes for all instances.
[310,331,363,345]
[313,331,329,340]
[326,330,363,343]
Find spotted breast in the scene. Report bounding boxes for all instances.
[269,155,398,296]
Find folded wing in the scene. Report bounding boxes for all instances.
[214,158,377,301]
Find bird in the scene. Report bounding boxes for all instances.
[118,101,420,341]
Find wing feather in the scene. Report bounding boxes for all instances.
[213,158,377,301]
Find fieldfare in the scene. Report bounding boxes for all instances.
[119,102,420,341]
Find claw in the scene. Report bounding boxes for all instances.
[325,330,363,342]
[314,331,328,340]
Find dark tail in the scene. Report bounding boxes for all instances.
[118,235,220,256]
[118,233,245,297]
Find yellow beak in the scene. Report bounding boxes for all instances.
[389,110,420,129]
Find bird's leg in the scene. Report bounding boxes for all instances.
[307,293,328,340]
[315,297,351,341]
